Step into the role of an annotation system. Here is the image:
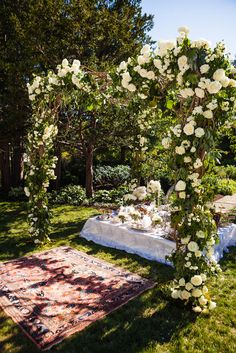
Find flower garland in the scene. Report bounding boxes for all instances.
[114,26,236,312]
[25,59,109,242]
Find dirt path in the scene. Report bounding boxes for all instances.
[214,194,236,213]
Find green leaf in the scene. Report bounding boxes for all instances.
[166,100,174,109]
[87,104,94,111]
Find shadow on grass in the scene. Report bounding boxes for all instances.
[0,285,197,353]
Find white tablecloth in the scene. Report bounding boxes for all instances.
[81,217,236,266]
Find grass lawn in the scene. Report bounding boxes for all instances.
[0,201,235,353]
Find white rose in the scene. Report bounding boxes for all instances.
[24,187,30,197]
[200,64,210,74]
[122,72,132,83]
[177,72,183,85]
[202,286,208,295]
[191,39,211,49]
[200,273,207,281]
[29,94,36,101]
[137,55,146,65]
[213,68,225,81]
[209,301,217,310]
[146,71,155,80]
[180,88,194,98]
[195,127,205,138]
[139,68,148,77]
[203,110,213,119]
[193,158,203,169]
[188,241,199,252]
[175,180,186,191]
[171,290,180,299]
[118,61,127,71]
[183,123,195,135]
[181,140,190,148]
[184,157,192,163]
[181,236,190,244]
[196,230,205,238]
[62,58,69,67]
[127,83,136,92]
[162,137,172,149]
[158,40,176,57]
[178,55,188,69]
[185,282,193,291]
[178,26,190,35]
[141,44,151,55]
[199,296,208,306]
[192,288,202,298]
[195,250,202,257]
[179,192,186,199]
[181,290,191,300]
[193,306,202,313]
[153,59,162,70]
[175,146,185,155]
[121,79,129,88]
[207,81,222,94]
[193,106,203,115]
[72,58,80,67]
[147,180,161,193]
[191,275,202,286]
[179,278,185,286]
[221,77,230,87]
[229,79,236,87]
[190,146,196,153]
[195,88,205,98]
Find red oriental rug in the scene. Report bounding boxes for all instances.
[0,246,155,350]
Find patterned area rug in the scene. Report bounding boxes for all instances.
[0,246,155,350]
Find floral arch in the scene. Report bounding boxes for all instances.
[25,27,236,312]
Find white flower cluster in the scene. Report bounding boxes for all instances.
[124,180,161,203]
[27,58,98,102]
[171,275,217,313]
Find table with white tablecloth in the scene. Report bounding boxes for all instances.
[80,217,236,266]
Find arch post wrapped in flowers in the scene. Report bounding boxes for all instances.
[113,26,236,312]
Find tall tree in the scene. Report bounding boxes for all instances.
[0,0,154,192]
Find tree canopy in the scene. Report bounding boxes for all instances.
[0,0,154,139]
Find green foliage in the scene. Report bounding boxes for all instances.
[0,0,153,139]
[94,165,131,188]
[215,179,236,195]
[202,174,236,198]
[49,185,87,206]
[8,187,25,200]
[214,165,236,180]
[92,186,128,204]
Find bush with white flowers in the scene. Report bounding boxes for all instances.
[114,26,236,312]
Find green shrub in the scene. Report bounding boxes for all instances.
[215,179,236,196]
[92,186,129,204]
[94,165,131,188]
[8,187,26,200]
[49,185,87,205]
[214,165,236,180]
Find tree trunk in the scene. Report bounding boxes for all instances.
[85,145,94,198]
[11,142,24,187]
[0,142,11,193]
